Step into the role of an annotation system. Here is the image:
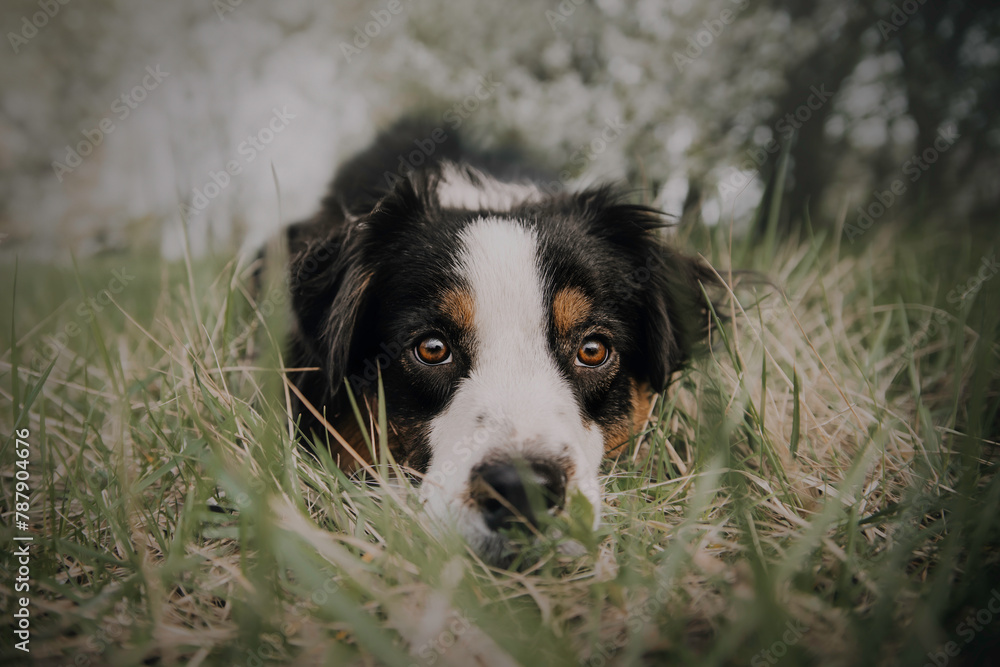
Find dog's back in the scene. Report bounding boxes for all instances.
[320,115,551,222]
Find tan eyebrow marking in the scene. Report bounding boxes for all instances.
[440,287,476,330]
[552,286,592,337]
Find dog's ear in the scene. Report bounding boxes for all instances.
[287,218,360,359]
[287,175,427,412]
[286,216,372,434]
[638,244,720,391]
[577,188,720,391]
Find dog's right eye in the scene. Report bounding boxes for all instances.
[576,337,610,367]
[414,335,452,365]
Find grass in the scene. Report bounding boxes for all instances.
[1,214,998,667]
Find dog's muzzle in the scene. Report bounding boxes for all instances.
[469,458,567,531]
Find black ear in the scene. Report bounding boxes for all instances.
[285,175,427,431]
[576,188,720,392]
[285,215,371,434]
[640,244,720,391]
[287,219,357,358]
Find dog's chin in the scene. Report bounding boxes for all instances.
[469,531,520,567]
[447,505,590,568]
[468,527,590,569]
[422,502,539,567]
[440,509,518,566]
[421,478,603,567]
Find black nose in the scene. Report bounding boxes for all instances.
[471,459,566,532]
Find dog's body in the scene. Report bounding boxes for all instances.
[286,117,716,562]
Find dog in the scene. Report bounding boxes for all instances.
[284,117,718,563]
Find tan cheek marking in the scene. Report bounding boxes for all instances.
[632,381,654,434]
[440,287,476,331]
[601,416,632,456]
[552,287,592,337]
[601,380,655,456]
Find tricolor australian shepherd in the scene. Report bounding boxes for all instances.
[285,117,718,563]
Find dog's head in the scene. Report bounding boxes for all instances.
[287,163,717,562]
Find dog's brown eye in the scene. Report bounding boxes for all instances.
[415,336,452,365]
[576,338,610,367]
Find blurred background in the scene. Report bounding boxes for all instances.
[1,0,997,260]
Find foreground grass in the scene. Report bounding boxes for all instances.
[1,220,998,666]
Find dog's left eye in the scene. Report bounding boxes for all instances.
[576,337,610,367]
[414,335,452,365]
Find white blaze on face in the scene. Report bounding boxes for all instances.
[419,217,604,550]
